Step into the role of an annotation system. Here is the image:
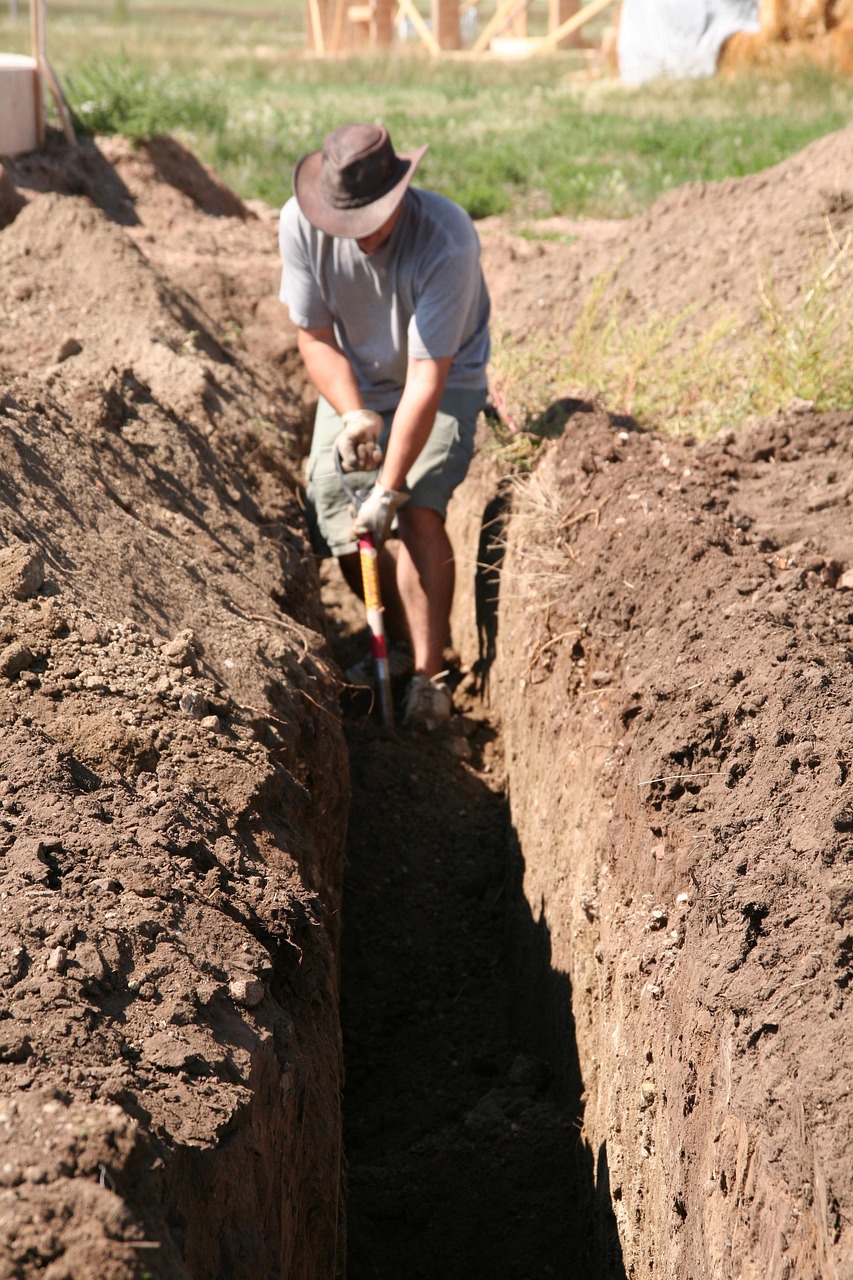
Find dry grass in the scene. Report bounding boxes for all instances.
[487,229,853,455]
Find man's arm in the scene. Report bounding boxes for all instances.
[297,327,363,416]
[379,355,453,492]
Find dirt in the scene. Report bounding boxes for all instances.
[0,122,851,1279]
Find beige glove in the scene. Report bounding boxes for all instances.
[353,482,409,546]
[335,409,384,473]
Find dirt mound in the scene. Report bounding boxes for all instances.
[0,138,347,1277]
[479,121,853,345]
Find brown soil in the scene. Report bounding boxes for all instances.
[0,123,851,1280]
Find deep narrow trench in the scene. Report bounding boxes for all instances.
[333,665,626,1280]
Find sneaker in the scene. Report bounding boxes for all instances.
[345,640,413,688]
[403,672,452,732]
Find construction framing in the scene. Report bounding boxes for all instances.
[306,0,616,57]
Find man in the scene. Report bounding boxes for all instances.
[278,122,491,730]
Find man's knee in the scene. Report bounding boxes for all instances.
[397,504,446,544]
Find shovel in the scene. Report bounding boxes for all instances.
[334,446,394,729]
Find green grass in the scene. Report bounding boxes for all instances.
[1,0,851,218]
[3,4,850,441]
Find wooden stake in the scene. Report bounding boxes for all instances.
[308,0,326,53]
[44,56,75,144]
[330,0,347,50]
[29,0,45,145]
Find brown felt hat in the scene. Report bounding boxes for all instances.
[293,123,428,238]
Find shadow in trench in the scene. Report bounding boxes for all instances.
[339,711,627,1280]
[506,825,628,1280]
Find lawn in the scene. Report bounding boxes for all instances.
[3,3,851,437]
[2,3,852,217]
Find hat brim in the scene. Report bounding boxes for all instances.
[293,143,429,238]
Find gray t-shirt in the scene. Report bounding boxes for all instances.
[278,188,491,411]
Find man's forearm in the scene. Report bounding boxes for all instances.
[298,328,362,416]
[380,356,453,492]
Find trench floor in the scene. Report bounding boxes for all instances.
[325,586,624,1279]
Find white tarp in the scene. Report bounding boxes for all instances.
[617,0,760,82]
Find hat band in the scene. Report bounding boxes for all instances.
[319,156,407,212]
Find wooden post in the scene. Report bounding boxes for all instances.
[372,0,395,46]
[432,0,461,48]
[29,0,44,145]
[508,0,526,38]
[547,0,580,46]
[310,0,327,50]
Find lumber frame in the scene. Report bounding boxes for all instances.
[532,0,614,54]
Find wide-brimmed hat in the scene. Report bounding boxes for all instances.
[293,123,428,238]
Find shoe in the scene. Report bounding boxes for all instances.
[403,672,452,732]
[345,640,414,688]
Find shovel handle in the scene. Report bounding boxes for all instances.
[358,532,394,729]
[333,444,394,727]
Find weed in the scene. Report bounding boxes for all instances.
[66,57,227,141]
[489,232,853,450]
[753,231,853,412]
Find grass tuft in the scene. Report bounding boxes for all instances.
[488,234,853,451]
[67,57,227,140]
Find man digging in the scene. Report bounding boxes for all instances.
[278,122,491,731]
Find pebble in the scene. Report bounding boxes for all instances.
[648,907,668,931]
[164,629,198,668]
[229,977,264,1007]
[0,543,44,600]
[46,946,68,974]
[56,337,82,362]
[179,690,208,719]
[0,642,33,679]
[0,1163,22,1187]
[446,737,472,761]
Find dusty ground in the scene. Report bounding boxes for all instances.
[0,121,851,1279]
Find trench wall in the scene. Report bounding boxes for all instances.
[448,411,853,1280]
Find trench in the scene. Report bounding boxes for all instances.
[325,614,627,1279]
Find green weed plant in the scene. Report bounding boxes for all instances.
[488,235,853,455]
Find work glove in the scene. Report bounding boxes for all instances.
[352,482,409,546]
[335,409,384,473]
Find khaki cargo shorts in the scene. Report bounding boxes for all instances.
[304,386,487,559]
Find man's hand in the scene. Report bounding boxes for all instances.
[335,409,384,473]
[353,482,408,546]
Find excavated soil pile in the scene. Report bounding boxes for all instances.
[0,135,347,1279]
[0,122,851,1280]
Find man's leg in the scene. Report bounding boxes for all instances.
[395,506,454,679]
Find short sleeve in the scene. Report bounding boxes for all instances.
[278,198,334,331]
[408,235,483,361]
